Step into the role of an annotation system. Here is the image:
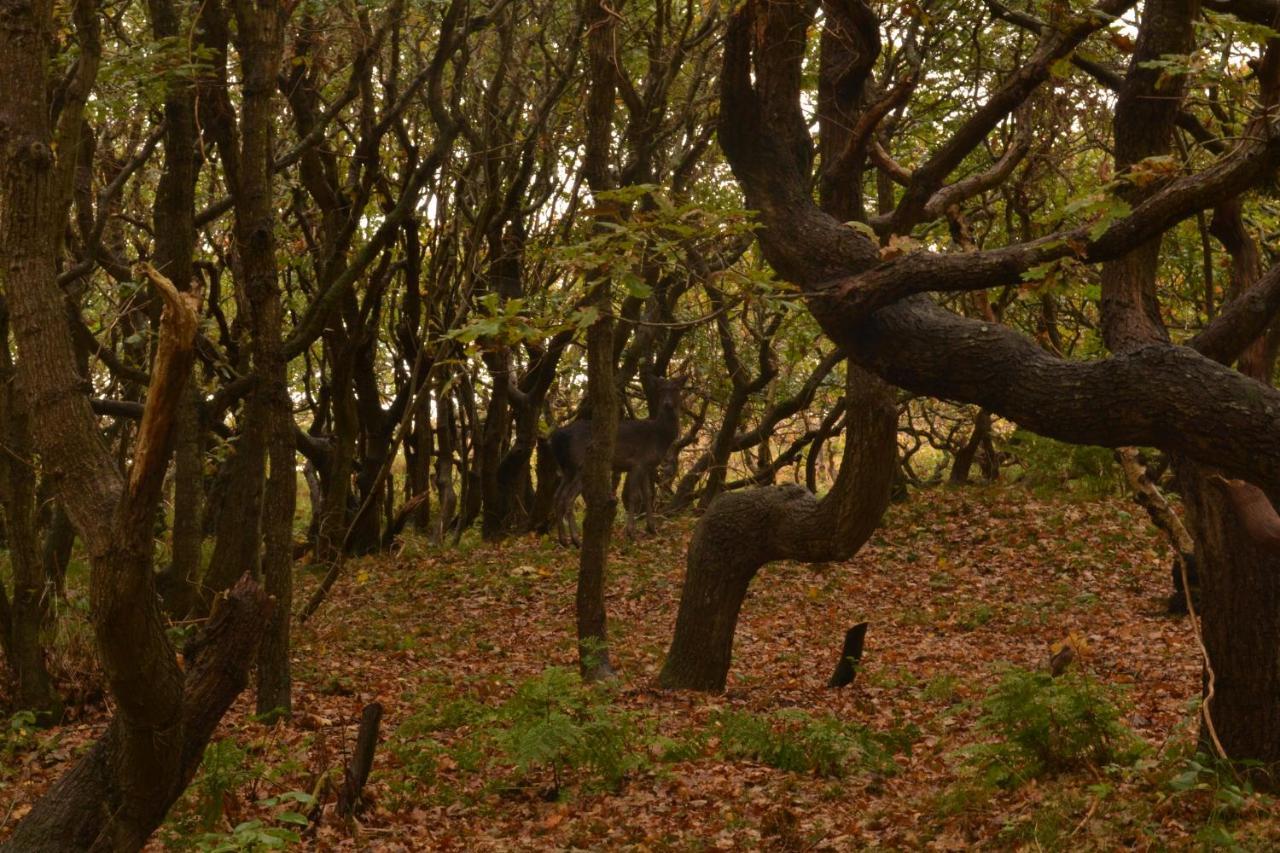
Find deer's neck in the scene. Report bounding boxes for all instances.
[652,404,679,445]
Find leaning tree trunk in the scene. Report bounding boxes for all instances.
[0,0,282,840]
[660,365,896,692]
[2,577,269,851]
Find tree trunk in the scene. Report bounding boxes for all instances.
[228,0,293,720]
[405,390,433,531]
[434,384,458,544]
[576,278,618,680]
[0,301,61,722]
[949,409,992,484]
[1,577,270,851]
[660,366,896,692]
[1179,467,1280,771]
[530,430,560,533]
[479,352,512,540]
[200,413,266,608]
[160,387,204,616]
[41,503,75,602]
[0,1,243,818]
[575,0,624,682]
[146,0,204,619]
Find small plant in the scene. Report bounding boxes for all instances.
[921,673,962,703]
[957,603,995,630]
[384,682,493,809]
[714,709,914,778]
[191,791,314,852]
[497,667,639,796]
[648,727,711,764]
[1169,752,1253,808]
[964,668,1144,789]
[193,738,256,830]
[1,710,39,768]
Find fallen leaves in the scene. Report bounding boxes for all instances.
[4,485,1278,849]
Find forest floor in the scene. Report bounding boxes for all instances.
[4,484,1280,850]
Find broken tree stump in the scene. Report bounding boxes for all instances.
[337,702,384,817]
[827,622,868,688]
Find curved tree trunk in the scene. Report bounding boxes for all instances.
[659,365,896,692]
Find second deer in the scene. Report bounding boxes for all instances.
[550,374,685,546]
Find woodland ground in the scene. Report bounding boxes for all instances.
[3,484,1280,851]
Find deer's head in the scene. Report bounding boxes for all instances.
[643,373,686,417]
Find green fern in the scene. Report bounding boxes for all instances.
[965,668,1145,788]
[498,667,638,795]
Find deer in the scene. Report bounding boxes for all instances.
[550,374,685,547]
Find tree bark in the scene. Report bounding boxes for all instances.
[0,300,61,722]
[1,577,270,851]
[575,0,624,681]
[228,0,294,720]
[949,409,992,485]
[146,0,205,619]
[659,365,895,692]
[1179,468,1280,771]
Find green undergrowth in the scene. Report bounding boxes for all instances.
[930,669,1280,849]
[156,735,319,851]
[713,707,917,778]
[381,666,918,810]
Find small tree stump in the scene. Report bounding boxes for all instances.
[337,702,384,817]
[827,622,868,688]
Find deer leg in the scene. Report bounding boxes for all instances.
[552,476,574,547]
[622,473,640,540]
[564,474,583,547]
[644,473,658,534]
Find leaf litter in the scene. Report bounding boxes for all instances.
[2,484,1278,850]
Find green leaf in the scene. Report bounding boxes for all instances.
[621,273,652,299]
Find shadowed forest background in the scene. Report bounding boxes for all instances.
[5,0,1280,848]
